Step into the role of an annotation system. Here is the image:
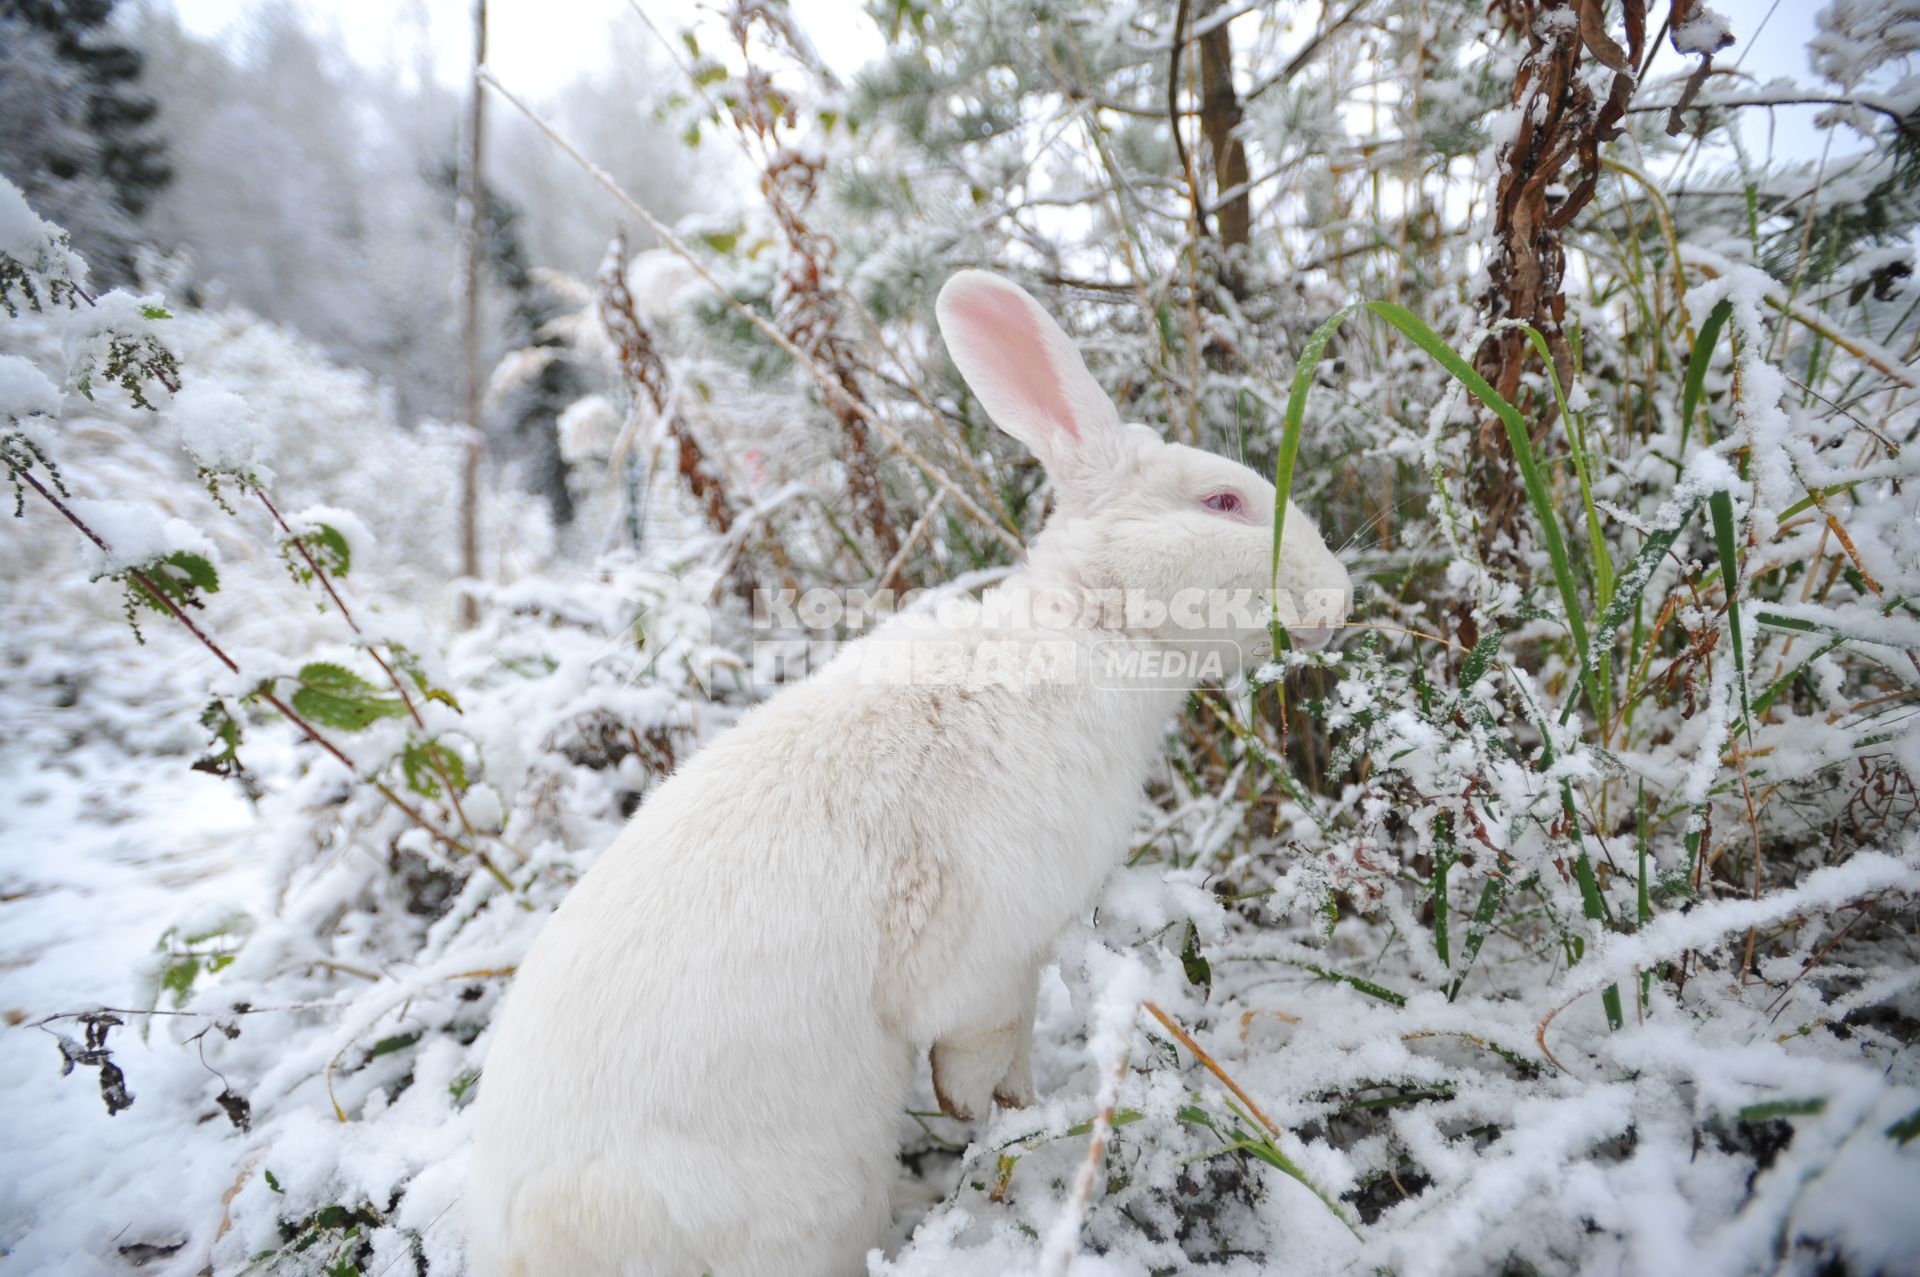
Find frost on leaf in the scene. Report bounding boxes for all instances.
[0,176,87,316]
[64,291,183,410]
[288,661,407,732]
[170,380,267,489]
[0,352,67,510]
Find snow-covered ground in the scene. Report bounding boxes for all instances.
[0,716,267,1271]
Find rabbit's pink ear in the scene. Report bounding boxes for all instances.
[937,271,1122,494]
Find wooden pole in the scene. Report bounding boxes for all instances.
[457,0,488,625]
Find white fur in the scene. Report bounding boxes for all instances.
[465,271,1351,1276]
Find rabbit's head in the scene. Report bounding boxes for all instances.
[937,270,1350,670]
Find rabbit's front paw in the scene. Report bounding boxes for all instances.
[930,1022,1022,1122]
[990,1054,1035,1111]
[991,1012,1035,1110]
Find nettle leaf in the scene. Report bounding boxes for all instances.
[2,427,68,516]
[290,662,406,732]
[399,738,469,799]
[159,956,201,1007]
[150,912,251,1009]
[128,550,220,611]
[192,698,245,778]
[83,329,182,410]
[284,522,351,582]
[388,644,462,713]
[123,553,219,639]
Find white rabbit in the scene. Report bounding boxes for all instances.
[464,270,1351,1276]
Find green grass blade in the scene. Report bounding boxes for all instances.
[1594,500,1698,641]
[1709,489,1752,731]
[1516,323,1614,606]
[1291,961,1408,1007]
[1753,635,1845,716]
[1364,301,1597,720]
[1562,778,1623,1030]
[1272,304,1363,633]
[1446,870,1510,1002]
[1753,601,1912,647]
[1681,299,1733,460]
[1778,480,1861,521]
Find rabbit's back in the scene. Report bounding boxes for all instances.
[467,617,1181,1273]
[467,681,912,1273]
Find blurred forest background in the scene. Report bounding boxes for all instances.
[2,1,1919,1275]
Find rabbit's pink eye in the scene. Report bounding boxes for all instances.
[1202,490,1244,515]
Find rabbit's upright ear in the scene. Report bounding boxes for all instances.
[937,271,1124,504]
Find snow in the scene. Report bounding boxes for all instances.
[0,352,61,420]
[555,391,620,463]
[0,175,87,292]
[286,503,374,568]
[64,498,219,579]
[0,178,49,261]
[1672,3,1734,56]
[168,380,263,478]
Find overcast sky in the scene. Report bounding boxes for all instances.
[166,0,885,93]
[164,0,1841,167]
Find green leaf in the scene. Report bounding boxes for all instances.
[311,523,350,576]
[282,522,350,582]
[1887,1105,1920,1146]
[1680,299,1733,460]
[1448,872,1509,1002]
[400,738,469,799]
[140,304,172,320]
[1273,304,1363,648]
[1180,922,1212,998]
[1365,301,1597,721]
[388,644,463,713]
[1450,630,1504,730]
[128,550,220,610]
[193,698,246,778]
[1594,500,1698,643]
[1458,630,1503,690]
[289,662,406,732]
[1293,960,1407,1007]
[1778,480,1861,522]
[369,1031,421,1059]
[264,1168,284,1194]
[1515,323,1614,608]
[1753,599,1914,650]
[1738,1097,1827,1121]
[160,956,200,1007]
[1709,489,1751,730]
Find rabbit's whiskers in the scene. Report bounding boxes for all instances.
[1338,493,1423,558]
[1335,620,1468,654]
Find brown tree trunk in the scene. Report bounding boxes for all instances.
[1198,8,1250,251]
